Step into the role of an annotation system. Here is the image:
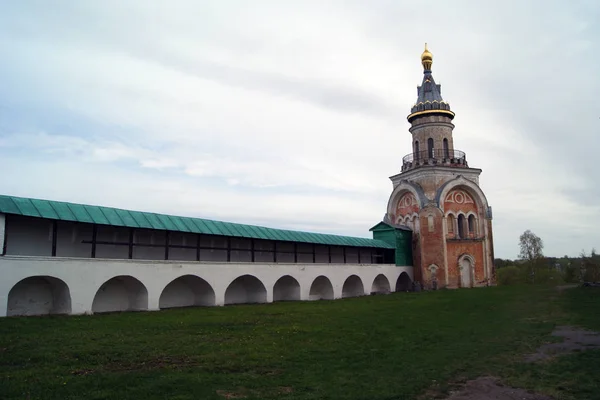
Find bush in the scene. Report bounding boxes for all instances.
[496,264,565,286]
[497,265,522,285]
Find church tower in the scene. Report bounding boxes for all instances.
[384,44,495,289]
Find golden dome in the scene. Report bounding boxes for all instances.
[421,43,432,71]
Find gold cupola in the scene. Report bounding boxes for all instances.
[407,44,455,122]
[421,43,433,71]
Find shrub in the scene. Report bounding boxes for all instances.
[497,265,522,285]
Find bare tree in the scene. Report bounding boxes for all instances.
[519,230,544,284]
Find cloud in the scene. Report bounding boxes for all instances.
[0,1,599,258]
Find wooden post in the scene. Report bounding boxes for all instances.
[227,237,231,262]
[164,231,170,260]
[196,234,201,261]
[91,224,97,258]
[128,228,134,259]
[51,221,58,257]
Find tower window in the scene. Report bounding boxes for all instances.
[468,215,476,236]
[447,214,455,235]
[427,138,434,159]
[443,138,449,158]
[427,214,434,232]
[414,140,420,159]
[457,215,466,238]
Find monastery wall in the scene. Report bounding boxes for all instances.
[0,256,412,317]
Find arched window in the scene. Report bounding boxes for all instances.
[447,214,455,236]
[443,138,449,158]
[414,141,420,160]
[427,138,434,159]
[468,215,476,237]
[457,214,466,239]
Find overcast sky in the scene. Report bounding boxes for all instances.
[0,1,598,259]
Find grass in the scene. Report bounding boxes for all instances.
[0,285,598,400]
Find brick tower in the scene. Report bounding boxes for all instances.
[384,44,495,289]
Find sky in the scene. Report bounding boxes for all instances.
[0,1,598,259]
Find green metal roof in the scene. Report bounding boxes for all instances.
[0,194,394,249]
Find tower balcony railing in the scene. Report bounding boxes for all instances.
[401,149,468,172]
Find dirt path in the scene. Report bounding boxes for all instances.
[444,377,552,400]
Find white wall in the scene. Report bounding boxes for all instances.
[0,256,412,317]
[0,213,6,255]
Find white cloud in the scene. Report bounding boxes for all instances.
[0,0,599,258]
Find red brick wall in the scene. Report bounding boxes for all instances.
[396,193,419,222]
[443,189,477,214]
[446,241,485,287]
[418,207,445,288]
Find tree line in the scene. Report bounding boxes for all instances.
[494,230,600,285]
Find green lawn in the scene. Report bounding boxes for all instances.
[0,285,598,400]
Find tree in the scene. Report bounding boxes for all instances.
[580,248,600,282]
[518,230,544,284]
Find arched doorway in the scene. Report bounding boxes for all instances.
[273,275,301,302]
[159,275,215,309]
[7,276,71,316]
[371,274,390,294]
[92,276,148,313]
[342,275,364,298]
[224,275,267,305]
[459,255,474,288]
[395,272,412,292]
[308,276,334,300]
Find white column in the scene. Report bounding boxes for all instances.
[0,213,5,255]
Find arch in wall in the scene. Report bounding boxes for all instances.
[371,274,391,294]
[273,275,301,302]
[386,181,427,218]
[342,275,365,298]
[395,272,412,292]
[224,274,267,305]
[308,276,334,300]
[435,176,490,214]
[159,275,215,309]
[458,254,475,288]
[92,275,148,313]
[7,276,71,317]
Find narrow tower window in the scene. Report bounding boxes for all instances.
[468,215,476,237]
[443,138,449,158]
[447,214,455,236]
[427,138,434,159]
[457,215,466,238]
[414,141,420,160]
